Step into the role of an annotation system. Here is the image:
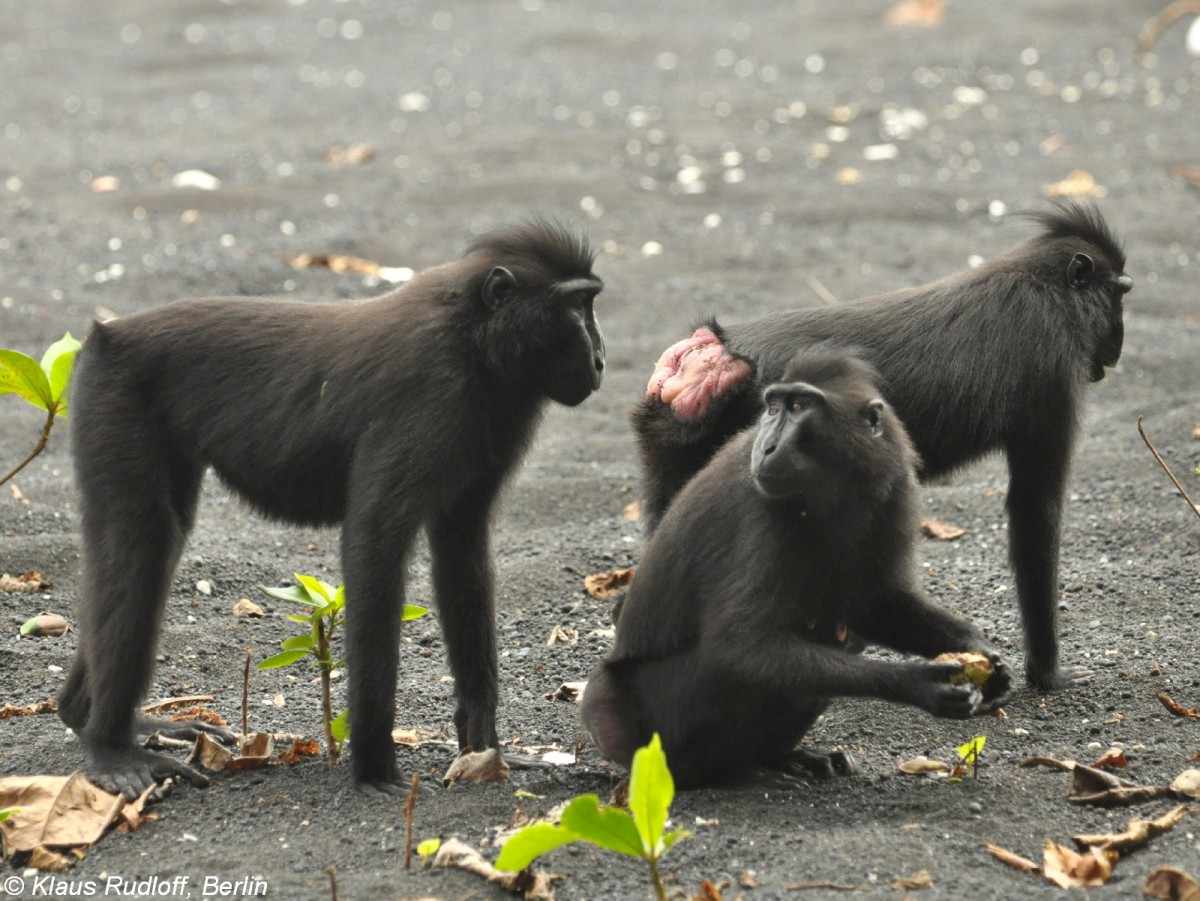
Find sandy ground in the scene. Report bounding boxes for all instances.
[1,1,1198,898]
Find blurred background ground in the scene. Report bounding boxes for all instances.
[1,1,1198,898]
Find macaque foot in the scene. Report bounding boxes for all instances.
[88,744,209,801]
[1026,662,1092,693]
[646,327,751,422]
[354,777,410,798]
[784,747,860,779]
[135,713,237,744]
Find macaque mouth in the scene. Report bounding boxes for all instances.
[645,326,752,422]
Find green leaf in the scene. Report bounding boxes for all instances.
[628,733,673,856]
[661,826,691,852]
[258,584,319,607]
[0,807,18,824]
[281,635,315,652]
[18,615,40,637]
[416,837,441,866]
[0,349,52,410]
[494,822,578,872]
[258,649,309,670]
[41,333,81,411]
[330,709,350,741]
[559,794,644,858]
[331,582,346,612]
[957,735,987,761]
[402,604,429,621]
[294,573,332,603]
[285,613,311,625]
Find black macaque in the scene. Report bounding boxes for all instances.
[59,219,605,799]
[583,350,1011,789]
[633,202,1132,691]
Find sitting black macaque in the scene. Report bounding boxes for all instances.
[583,350,1011,789]
[633,202,1132,691]
[59,218,606,799]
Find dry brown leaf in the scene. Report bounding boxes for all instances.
[1156,689,1200,719]
[883,0,945,27]
[28,845,74,871]
[188,732,235,772]
[324,142,376,166]
[277,737,321,765]
[545,682,587,703]
[920,518,965,540]
[890,869,933,890]
[0,699,57,720]
[1144,866,1200,901]
[1174,167,1200,188]
[0,570,53,593]
[1042,169,1107,199]
[897,755,950,775]
[443,748,510,788]
[1091,748,1129,769]
[787,880,867,891]
[142,695,215,714]
[391,727,442,747]
[622,500,641,521]
[987,843,1040,874]
[1073,803,1188,852]
[286,252,379,275]
[583,568,634,600]
[434,837,559,900]
[1171,769,1200,799]
[1043,838,1116,889]
[0,772,125,854]
[166,706,226,727]
[1068,763,1172,807]
[546,625,579,647]
[693,881,725,901]
[1019,755,1076,771]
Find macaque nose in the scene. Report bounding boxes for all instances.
[1115,274,1133,294]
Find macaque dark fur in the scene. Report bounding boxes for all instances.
[59,218,606,798]
[633,202,1131,691]
[585,350,1010,789]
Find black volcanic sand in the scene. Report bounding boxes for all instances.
[1,1,1198,899]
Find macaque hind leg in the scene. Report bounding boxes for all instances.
[63,400,207,799]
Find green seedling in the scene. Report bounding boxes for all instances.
[416,838,441,867]
[495,733,690,901]
[0,807,18,824]
[0,333,81,487]
[257,574,428,763]
[949,734,988,782]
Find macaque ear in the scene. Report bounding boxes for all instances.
[482,267,517,310]
[864,399,885,437]
[1066,252,1094,289]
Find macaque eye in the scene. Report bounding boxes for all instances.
[789,400,805,413]
[767,403,780,416]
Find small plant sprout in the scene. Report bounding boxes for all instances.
[951,735,988,782]
[494,733,690,901]
[257,574,428,763]
[0,807,18,824]
[416,838,441,867]
[0,333,82,487]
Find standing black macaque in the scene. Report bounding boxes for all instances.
[59,219,605,799]
[633,202,1132,691]
[584,351,1011,789]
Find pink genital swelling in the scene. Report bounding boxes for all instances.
[645,327,752,422]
